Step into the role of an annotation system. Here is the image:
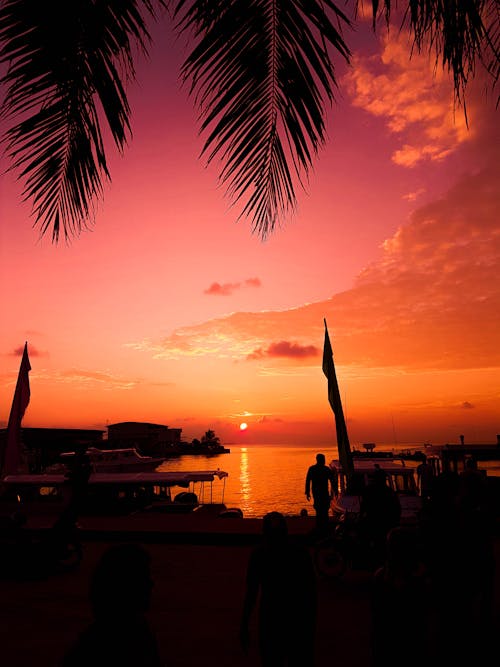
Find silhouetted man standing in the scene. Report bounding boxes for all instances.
[305,453,336,534]
[240,512,317,667]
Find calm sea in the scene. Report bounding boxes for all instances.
[156,443,424,518]
[158,443,500,518]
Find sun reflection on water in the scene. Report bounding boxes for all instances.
[238,447,251,514]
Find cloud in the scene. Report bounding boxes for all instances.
[204,282,240,296]
[245,277,261,288]
[204,277,261,296]
[258,415,284,423]
[8,345,46,358]
[460,402,475,410]
[402,188,426,202]
[247,341,319,361]
[39,368,140,391]
[345,29,471,167]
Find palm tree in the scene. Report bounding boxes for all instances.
[1,1,498,242]
[200,429,221,447]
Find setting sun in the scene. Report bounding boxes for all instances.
[239,423,248,431]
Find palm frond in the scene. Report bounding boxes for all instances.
[0,0,161,241]
[174,0,351,238]
[366,1,500,104]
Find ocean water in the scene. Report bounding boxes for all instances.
[158,442,500,518]
[156,443,414,518]
[157,445,332,518]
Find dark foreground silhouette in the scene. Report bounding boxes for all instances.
[241,511,317,666]
[62,543,162,667]
[371,526,428,667]
[305,453,337,536]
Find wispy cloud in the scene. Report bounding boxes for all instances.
[345,30,471,167]
[0,366,142,392]
[402,188,426,202]
[204,277,262,296]
[258,415,284,423]
[44,368,139,391]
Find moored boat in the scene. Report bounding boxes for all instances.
[57,446,166,473]
[329,457,422,525]
[0,469,230,517]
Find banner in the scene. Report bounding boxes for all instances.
[2,342,31,476]
[323,320,353,476]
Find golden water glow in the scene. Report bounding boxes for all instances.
[239,447,251,512]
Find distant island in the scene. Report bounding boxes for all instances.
[178,429,230,455]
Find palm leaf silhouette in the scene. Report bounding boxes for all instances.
[0,0,160,241]
[174,0,351,237]
[369,1,499,104]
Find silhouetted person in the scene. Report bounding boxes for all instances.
[240,511,317,666]
[305,453,336,534]
[0,511,28,579]
[371,527,428,667]
[62,543,161,667]
[46,446,91,570]
[416,454,434,503]
[419,460,495,667]
[360,467,401,568]
[455,458,496,661]
[54,445,92,532]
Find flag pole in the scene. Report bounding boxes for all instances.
[2,342,31,477]
[322,319,353,478]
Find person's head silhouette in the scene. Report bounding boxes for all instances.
[90,544,153,620]
[262,511,288,545]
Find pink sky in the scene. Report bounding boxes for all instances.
[1,15,499,446]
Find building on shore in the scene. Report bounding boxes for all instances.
[107,421,182,457]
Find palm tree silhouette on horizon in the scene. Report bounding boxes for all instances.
[200,430,221,447]
[1,1,498,243]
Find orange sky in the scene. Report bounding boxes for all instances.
[1,15,499,446]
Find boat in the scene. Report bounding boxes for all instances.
[177,442,230,455]
[329,457,422,525]
[57,446,166,473]
[0,469,229,516]
[351,445,427,462]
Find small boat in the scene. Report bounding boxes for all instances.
[57,446,166,473]
[351,449,394,459]
[329,458,422,525]
[0,469,229,516]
